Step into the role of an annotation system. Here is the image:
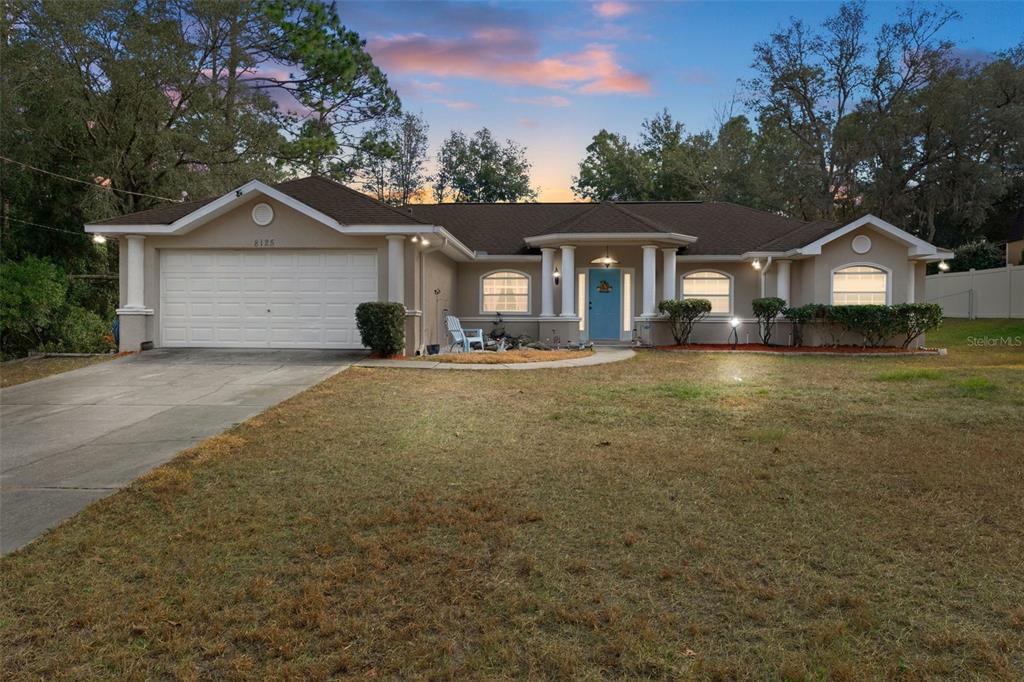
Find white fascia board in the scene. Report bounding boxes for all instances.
[910,249,955,261]
[524,232,697,247]
[473,254,542,262]
[85,180,343,235]
[342,225,476,260]
[797,214,938,256]
[677,254,746,262]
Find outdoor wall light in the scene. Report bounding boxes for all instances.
[92,234,107,244]
[553,267,561,285]
[937,260,950,272]
[751,259,762,270]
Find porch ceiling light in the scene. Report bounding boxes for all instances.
[937,260,950,272]
[92,234,107,244]
[590,247,618,268]
[751,258,762,271]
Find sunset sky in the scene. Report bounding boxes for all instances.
[339,0,1023,201]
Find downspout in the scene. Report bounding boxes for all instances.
[759,256,773,298]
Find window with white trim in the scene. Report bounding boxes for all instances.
[832,265,888,305]
[681,271,731,314]
[481,270,530,313]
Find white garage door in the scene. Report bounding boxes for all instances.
[160,249,378,348]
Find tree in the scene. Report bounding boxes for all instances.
[746,1,871,220]
[262,0,400,179]
[572,110,705,201]
[433,128,536,202]
[571,130,651,201]
[358,112,431,205]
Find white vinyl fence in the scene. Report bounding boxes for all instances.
[924,265,1024,319]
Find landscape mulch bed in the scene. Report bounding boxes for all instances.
[656,343,941,354]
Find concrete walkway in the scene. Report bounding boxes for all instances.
[0,348,362,555]
[357,346,636,370]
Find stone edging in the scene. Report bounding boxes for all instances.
[356,348,636,370]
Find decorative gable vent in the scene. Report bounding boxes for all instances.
[252,202,274,226]
[851,234,872,254]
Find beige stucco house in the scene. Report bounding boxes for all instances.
[87,176,954,354]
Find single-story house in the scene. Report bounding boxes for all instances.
[86,176,954,355]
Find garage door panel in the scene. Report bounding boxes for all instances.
[161,249,376,349]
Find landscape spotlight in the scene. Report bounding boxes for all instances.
[937,260,950,272]
[92,234,107,245]
[751,259,762,270]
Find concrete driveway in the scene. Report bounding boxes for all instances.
[0,348,364,555]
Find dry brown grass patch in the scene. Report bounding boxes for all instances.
[1,321,1022,678]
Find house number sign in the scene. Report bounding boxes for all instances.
[254,238,275,247]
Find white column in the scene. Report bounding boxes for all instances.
[906,262,916,303]
[642,245,657,316]
[125,235,146,309]
[387,235,405,305]
[777,260,791,305]
[540,247,556,317]
[560,245,576,317]
[662,248,677,301]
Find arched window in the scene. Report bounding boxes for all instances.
[832,265,889,305]
[481,270,530,313]
[681,270,732,314]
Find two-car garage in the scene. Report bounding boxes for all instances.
[159,249,378,349]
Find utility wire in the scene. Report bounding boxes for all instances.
[0,155,181,203]
[2,215,105,239]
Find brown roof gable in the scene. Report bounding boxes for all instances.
[91,176,424,226]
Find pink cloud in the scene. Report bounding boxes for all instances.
[507,95,572,107]
[592,1,632,18]
[519,117,539,128]
[367,33,651,95]
[430,98,479,110]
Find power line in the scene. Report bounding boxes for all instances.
[0,155,180,203]
[2,215,105,239]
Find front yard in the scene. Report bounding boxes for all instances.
[2,320,1022,679]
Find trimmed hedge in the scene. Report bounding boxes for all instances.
[658,298,712,345]
[782,303,943,348]
[751,297,787,345]
[355,302,406,356]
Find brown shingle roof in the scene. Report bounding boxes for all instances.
[91,176,424,226]
[92,175,843,255]
[407,200,822,255]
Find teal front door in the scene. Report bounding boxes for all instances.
[588,268,621,340]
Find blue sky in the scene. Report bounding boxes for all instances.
[338,0,1024,200]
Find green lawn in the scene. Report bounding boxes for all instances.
[2,320,1022,679]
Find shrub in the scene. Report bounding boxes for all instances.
[891,303,943,348]
[946,239,1004,272]
[752,297,787,345]
[355,301,406,356]
[0,256,113,358]
[829,305,900,347]
[658,298,712,345]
